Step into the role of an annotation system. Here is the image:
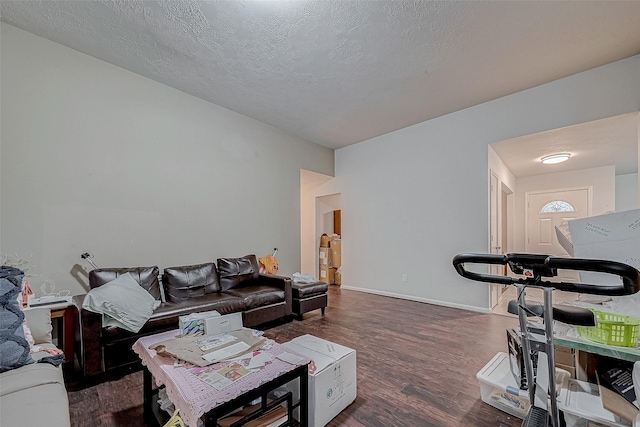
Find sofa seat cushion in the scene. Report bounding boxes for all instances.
[101,293,246,341]
[151,294,247,319]
[0,363,70,427]
[223,285,285,310]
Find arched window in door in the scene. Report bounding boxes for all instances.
[540,200,575,213]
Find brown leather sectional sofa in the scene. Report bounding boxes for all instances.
[72,254,292,378]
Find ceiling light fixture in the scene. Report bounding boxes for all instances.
[541,153,571,164]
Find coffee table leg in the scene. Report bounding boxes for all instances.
[143,367,153,421]
[300,366,308,427]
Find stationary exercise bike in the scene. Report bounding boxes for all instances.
[452,253,640,427]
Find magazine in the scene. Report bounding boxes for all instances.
[193,362,252,391]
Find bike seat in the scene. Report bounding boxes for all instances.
[507,300,596,326]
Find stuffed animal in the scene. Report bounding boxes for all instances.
[258,254,279,275]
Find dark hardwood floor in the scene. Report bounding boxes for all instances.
[66,287,521,427]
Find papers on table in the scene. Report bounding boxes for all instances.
[156,329,308,391]
[193,350,278,390]
[195,334,237,351]
[202,341,251,363]
[193,362,252,391]
[229,351,274,370]
[150,329,265,367]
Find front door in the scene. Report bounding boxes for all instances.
[526,187,591,282]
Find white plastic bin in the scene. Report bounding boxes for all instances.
[477,352,571,420]
[477,352,531,419]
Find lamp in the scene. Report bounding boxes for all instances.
[80,252,99,270]
[541,153,570,164]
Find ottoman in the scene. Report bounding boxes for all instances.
[292,281,328,320]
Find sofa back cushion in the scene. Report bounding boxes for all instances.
[163,262,220,302]
[217,255,260,292]
[89,266,161,300]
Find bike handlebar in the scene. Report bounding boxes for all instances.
[452,252,640,296]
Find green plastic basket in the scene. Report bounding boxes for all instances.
[577,309,640,347]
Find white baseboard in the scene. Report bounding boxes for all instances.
[338,285,490,314]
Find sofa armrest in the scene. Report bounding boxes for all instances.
[23,307,53,345]
[257,274,292,316]
[72,294,105,377]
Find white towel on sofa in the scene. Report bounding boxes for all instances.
[82,273,160,333]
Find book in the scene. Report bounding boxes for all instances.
[507,328,527,389]
[597,360,638,409]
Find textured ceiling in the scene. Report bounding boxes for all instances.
[491,113,639,178]
[1,1,640,150]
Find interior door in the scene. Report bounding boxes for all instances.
[489,171,502,307]
[526,188,590,282]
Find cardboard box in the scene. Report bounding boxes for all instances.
[330,240,341,268]
[320,233,340,248]
[556,363,576,379]
[555,345,575,368]
[319,247,331,266]
[282,335,357,427]
[568,209,640,285]
[204,312,243,335]
[319,266,334,284]
[179,310,220,336]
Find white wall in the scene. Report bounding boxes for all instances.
[488,146,516,194]
[335,55,640,312]
[0,24,334,296]
[616,173,639,212]
[514,166,616,252]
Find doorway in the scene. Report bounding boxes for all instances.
[489,170,514,311]
[526,187,591,282]
[491,186,593,311]
[300,169,340,280]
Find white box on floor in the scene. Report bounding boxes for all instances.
[477,352,531,419]
[282,335,357,427]
[204,312,243,335]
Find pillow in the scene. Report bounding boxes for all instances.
[89,266,161,300]
[22,318,35,349]
[0,266,35,372]
[23,307,53,344]
[217,255,260,291]
[82,272,160,333]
